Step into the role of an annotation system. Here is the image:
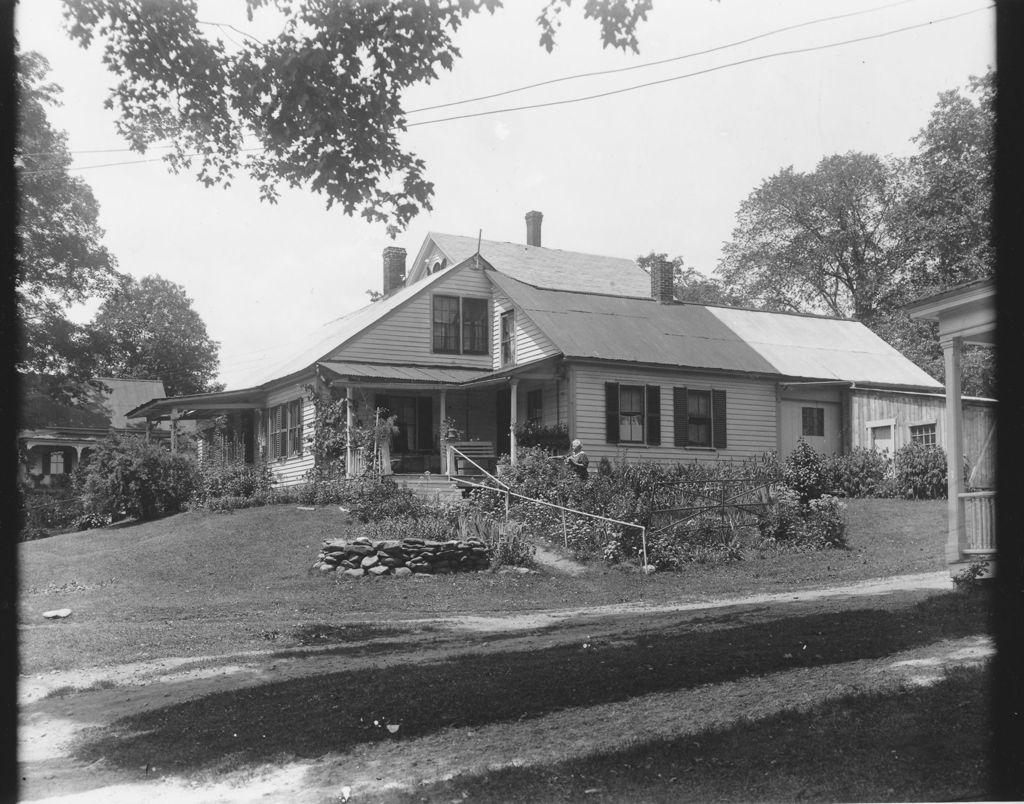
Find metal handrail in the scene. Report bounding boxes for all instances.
[447,446,649,569]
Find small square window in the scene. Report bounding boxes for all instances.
[802,407,825,437]
[910,423,937,446]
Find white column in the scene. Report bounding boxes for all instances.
[439,390,448,474]
[345,386,355,478]
[942,337,965,566]
[510,378,519,465]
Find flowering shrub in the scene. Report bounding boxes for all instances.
[893,442,947,499]
[73,434,197,521]
[824,448,893,498]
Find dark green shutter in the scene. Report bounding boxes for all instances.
[605,382,620,443]
[712,389,727,449]
[645,385,661,445]
[673,387,689,447]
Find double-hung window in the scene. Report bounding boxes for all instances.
[268,399,303,460]
[604,383,661,445]
[433,295,488,355]
[500,310,515,366]
[673,387,727,448]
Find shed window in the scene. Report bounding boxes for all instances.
[910,423,937,446]
[604,383,661,446]
[433,295,488,355]
[802,407,825,437]
[673,387,727,448]
[49,451,65,475]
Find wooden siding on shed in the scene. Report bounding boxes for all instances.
[329,263,493,368]
[849,389,996,488]
[491,286,560,370]
[571,364,777,465]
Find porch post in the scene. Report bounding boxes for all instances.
[439,390,447,474]
[345,385,355,479]
[942,337,965,566]
[510,378,519,465]
[170,408,180,453]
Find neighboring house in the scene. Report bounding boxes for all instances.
[129,211,964,487]
[18,376,169,484]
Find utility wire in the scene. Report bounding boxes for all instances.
[18,5,992,176]
[404,0,928,114]
[19,0,977,159]
[405,4,993,128]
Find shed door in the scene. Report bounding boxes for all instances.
[780,400,841,457]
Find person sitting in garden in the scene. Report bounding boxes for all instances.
[565,439,590,481]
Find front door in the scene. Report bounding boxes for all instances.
[496,389,511,457]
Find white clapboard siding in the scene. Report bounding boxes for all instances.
[514,378,566,428]
[265,380,316,486]
[572,364,778,465]
[491,287,560,371]
[333,264,493,367]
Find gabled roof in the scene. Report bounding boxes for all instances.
[428,233,650,297]
[490,273,942,389]
[20,376,167,430]
[229,262,461,390]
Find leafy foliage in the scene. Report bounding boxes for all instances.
[15,50,120,393]
[62,0,650,235]
[892,442,947,500]
[782,439,832,505]
[73,433,197,520]
[89,274,221,396]
[193,461,275,505]
[823,447,892,499]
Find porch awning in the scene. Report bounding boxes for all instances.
[317,361,490,385]
[125,386,268,421]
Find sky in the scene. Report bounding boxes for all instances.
[14,0,995,391]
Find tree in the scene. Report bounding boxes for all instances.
[60,0,652,236]
[636,252,740,305]
[16,50,120,392]
[716,152,913,326]
[903,69,994,290]
[89,274,222,396]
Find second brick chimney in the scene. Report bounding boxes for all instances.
[651,258,675,304]
[525,210,543,247]
[382,246,407,296]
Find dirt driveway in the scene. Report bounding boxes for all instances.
[19,571,990,803]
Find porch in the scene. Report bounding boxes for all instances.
[907,279,996,575]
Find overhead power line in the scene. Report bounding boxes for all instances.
[18,4,992,177]
[404,0,927,115]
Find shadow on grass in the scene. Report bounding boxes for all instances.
[384,665,993,804]
[73,591,991,775]
[290,623,437,646]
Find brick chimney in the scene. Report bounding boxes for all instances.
[651,258,675,304]
[525,210,543,247]
[382,246,407,295]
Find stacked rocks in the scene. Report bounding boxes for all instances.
[314,535,491,577]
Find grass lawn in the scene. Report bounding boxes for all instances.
[19,498,949,674]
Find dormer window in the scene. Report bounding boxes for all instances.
[428,258,447,275]
[433,295,488,355]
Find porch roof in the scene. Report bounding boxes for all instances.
[318,361,489,385]
[126,387,268,420]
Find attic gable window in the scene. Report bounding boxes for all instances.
[433,295,488,355]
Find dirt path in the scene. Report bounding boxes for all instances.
[19,571,979,803]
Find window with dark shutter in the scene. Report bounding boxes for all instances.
[605,382,620,443]
[688,390,711,447]
[646,385,661,445]
[619,385,644,442]
[712,389,728,449]
[673,387,689,447]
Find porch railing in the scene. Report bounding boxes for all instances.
[961,491,996,555]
